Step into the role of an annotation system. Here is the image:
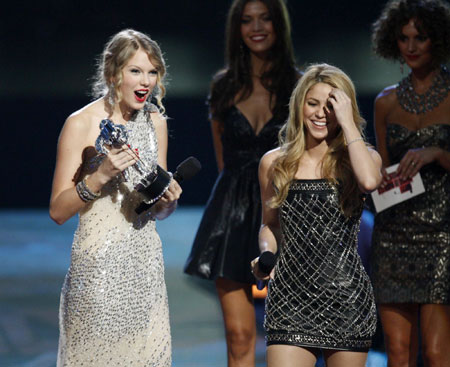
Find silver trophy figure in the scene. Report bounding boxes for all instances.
[95,119,172,209]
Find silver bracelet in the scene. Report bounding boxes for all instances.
[346,137,364,146]
[76,176,100,202]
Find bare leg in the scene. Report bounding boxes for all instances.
[379,303,419,367]
[323,349,368,367]
[267,344,318,367]
[420,304,450,367]
[216,277,256,367]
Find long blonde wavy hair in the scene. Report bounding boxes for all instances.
[271,63,366,217]
[92,29,167,114]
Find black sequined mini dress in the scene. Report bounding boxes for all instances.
[184,106,284,284]
[265,180,377,350]
[371,123,450,304]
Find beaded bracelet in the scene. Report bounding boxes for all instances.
[76,176,101,202]
[346,137,364,146]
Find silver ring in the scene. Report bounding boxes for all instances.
[411,161,416,167]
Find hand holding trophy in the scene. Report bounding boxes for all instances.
[95,119,201,214]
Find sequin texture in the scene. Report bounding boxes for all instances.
[371,123,450,304]
[397,66,450,114]
[57,109,171,366]
[265,180,376,350]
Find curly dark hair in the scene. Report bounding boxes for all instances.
[209,0,300,123]
[372,0,450,66]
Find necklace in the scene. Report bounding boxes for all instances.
[396,65,450,114]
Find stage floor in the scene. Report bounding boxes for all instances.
[0,208,387,367]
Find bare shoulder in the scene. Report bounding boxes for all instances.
[65,99,104,132]
[59,100,105,148]
[260,148,281,172]
[373,85,398,125]
[375,84,397,109]
[150,111,167,129]
[63,109,92,136]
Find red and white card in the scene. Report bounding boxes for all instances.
[371,163,425,213]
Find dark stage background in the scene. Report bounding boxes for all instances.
[1,0,404,208]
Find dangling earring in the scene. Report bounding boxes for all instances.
[144,89,153,112]
[153,84,161,99]
[108,83,116,108]
[400,59,405,74]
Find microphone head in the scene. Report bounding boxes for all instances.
[258,251,276,275]
[174,156,202,183]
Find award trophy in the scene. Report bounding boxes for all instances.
[95,119,172,209]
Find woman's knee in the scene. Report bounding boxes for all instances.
[384,337,414,366]
[422,342,450,366]
[225,322,255,348]
[420,304,450,366]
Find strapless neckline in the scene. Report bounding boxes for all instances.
[387,122,450,133]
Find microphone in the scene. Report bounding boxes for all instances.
[135,156,202,214]
[256,251,277,290]
[173,156,202,183]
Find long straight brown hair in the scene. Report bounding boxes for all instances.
[209,0,299,122]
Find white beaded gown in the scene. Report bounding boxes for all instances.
[57,109,171,366]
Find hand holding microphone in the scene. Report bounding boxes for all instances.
[251,251,277,290]
[135,156,202,214]
[155,157,202,209]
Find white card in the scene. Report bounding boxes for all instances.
[371,163,425,213]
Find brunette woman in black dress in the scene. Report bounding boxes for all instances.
[184,0,300,365]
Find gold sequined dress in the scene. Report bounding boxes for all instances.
[371,123,450,304]
[57,109,171,366]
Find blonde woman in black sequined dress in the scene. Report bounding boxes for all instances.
[370,1,450,366]
[49,30,181,366]
[251,64,382,367]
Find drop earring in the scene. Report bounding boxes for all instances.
[144,89,153,112]
[108,83,116,107]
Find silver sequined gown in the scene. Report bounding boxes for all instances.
[265,180,377,350]
[57,110,171,366]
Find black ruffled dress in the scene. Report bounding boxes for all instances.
[184,106,285,284]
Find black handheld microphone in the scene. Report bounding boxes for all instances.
[135,156,202,214]
[172,156,202,183]
[256,251,277,290]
